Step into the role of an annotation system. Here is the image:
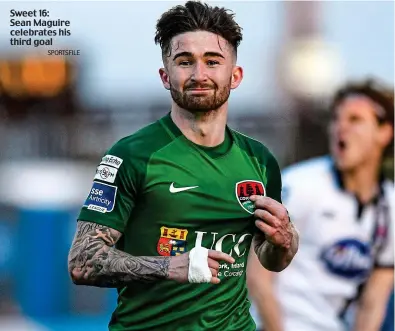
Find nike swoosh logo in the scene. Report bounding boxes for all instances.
[169,182,199,193]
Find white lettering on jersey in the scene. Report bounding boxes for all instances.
[83,181,117,213]
[194,231,252,257]
[194,231,252,279]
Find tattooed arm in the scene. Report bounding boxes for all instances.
[252,221,299,272]
[67,220,171,287]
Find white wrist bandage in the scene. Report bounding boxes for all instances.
[188,247,212,283]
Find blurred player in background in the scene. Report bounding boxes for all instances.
[67,1,298,330]
[248,79,394,331]
[381,292,394,331]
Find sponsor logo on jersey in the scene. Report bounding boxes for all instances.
[321,210,336,219]
[169,182,199,193]
[194,231,252,278]
[94,165,118,183]
[157,226,188,256]
[100,154,123,169]
[195,231,252,258]
[320,239,372,279]
[235,180,265,214]
[83,181,117,213]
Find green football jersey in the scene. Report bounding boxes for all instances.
[78,112,282,331]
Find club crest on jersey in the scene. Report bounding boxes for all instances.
[235,180,265,214]
[320,239,372,280]
[157,226,188,256]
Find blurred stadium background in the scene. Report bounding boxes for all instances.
[0,1,393,330]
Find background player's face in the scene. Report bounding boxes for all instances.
[159,31,243,112]
[329,96,392,171]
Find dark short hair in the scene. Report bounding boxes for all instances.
[330,78,394,127]
[154,1,243,58]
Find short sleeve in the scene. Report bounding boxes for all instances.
[265,152,282,204]
[375,192,394,268]
[376,232,394,268]
[78,143,138,233]
[279,167,312,231]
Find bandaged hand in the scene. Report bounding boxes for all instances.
[168,247,235,284]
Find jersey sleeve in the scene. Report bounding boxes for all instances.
[375,195,394,268]
[265,152,282,204]
[78,142,139,233]
[280,167,312,232]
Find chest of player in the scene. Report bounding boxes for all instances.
[305,193,388,281]
[123,142,269,260]
[307,195,380,245]
[139,145,267,224]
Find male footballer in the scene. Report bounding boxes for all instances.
[68,2,299,330]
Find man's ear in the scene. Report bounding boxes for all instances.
[159,68,171,90]
[230,66,243,90]
[378,122,394,148]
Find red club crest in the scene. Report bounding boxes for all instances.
[235,180,265,214]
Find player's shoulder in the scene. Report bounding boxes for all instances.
[230,128,277,163]
[105,115,173,161]
[282,156,334,187]
[382,179,395,203]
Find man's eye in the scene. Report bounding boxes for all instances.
[349,115,362,123]
[207,60,219,66]
[179,61,191,66]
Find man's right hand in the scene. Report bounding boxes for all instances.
[168,249,235,284]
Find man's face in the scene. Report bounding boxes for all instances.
[159,31,243,113]
[329,96,391,171]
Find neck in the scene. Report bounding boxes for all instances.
[170,103,228,147]
[341,158,382,204]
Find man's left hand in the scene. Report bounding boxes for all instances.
[249,195,293,250]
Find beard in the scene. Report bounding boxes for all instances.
[170,79,231,113]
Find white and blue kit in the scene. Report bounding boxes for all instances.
[251,156,394,331]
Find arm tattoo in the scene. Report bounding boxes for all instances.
[253,239,287,272]
[253,223,299,272]
[68,221,170,287]
[252,232,282,271]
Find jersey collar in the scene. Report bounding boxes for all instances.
[160,111,233,158]
[331,158,385,207]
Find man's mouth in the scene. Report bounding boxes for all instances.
[337,139,347,151]
[186,87,213,91]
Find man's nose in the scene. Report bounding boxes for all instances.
[190,61,208,82]
[336,118,350,133]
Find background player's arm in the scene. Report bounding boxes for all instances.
[68,220,171,287]
[353,193,395,331]
[247,167,307,329]
[353,268,394,331]
[247,246,284,331]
